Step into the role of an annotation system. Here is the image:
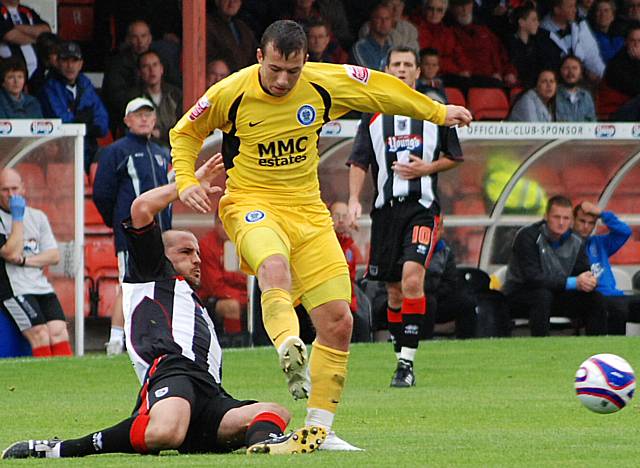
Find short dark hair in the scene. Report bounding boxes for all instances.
[511,3,537,24]
[0,57,27,83]
[306,17,332,34]
[260,20,307,59]
[137,50,162,69]
[419,47,439,60]
[546,195,573,214]
[385,46,419,68]
[626,21,640,39]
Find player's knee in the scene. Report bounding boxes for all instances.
[258,255,291,289]
[260,402,291,425]
[47,321,69,342]
[401,275,423,297]
[25,325,50,348]
[324,306,353,343]
[386,283,403,305]
[145,420,187,449]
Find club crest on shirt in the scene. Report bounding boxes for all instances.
[188,96,210,121]
[344,64,370,85]
[297,104,316,126]
[154,386,169,398]
[154,154,165,167]
[245,210,266,223]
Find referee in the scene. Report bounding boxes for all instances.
[348,46,464,387]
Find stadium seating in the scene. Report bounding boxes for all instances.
[509,87,524,106]
[58,0,95,42]
[467,88,510,120]
[561,164,605,198]
[596,82,630,121]
[84,198,111,235]
[445,87,466,107]
[85,236,118,280]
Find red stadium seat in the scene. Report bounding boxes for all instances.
[85,236,118,280]
[445,87,466,106]
[58,0,95,42]
[596,82,630,121]
[96,277,119,318]
[467,88,509,121]
[97,130,113,147]
[527,165,565,196]
[509,87,524,105]
[453,195,486,215]
[46,163,75,199]
[84,198,111,235]
[51,277,92,318]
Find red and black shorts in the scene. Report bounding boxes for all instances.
[133,355,255,454]
[367,198,439,283]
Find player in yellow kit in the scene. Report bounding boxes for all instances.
[170,20,472,451]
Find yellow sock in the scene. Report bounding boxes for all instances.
[261,288,299,349]
[308,341,349,414]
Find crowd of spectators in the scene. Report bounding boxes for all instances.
[0,0,636,154]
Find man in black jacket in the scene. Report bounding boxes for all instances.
[423,223,476,339]
[503,195,607,336]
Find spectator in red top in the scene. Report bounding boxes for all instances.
[413,0,472,78]
[330,201,362,313]
[198,217,248,339]
[449,0,518,88]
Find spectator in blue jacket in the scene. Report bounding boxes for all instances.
[92,97,172,356]
[0,57,42,118]
[38,41,108,173]
[573,201,640,334]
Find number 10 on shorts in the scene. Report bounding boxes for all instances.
[411,226,432,244]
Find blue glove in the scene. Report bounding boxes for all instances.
[9,195,26,221]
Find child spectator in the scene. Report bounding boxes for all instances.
[416,48,447,102]
[508,4,561,89]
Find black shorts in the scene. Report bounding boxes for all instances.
[2,293,65,332]
[133,355,255,454]
[367,198,439,283]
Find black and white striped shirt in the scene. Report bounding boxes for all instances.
[121,221,222,384]
[348,113,463,210]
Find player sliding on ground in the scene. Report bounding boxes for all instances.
[2,155,324,459]
[170,20,472,450]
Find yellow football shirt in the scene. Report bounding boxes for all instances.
[170,62,446,204]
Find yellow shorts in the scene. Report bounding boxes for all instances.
[218,194,350,309]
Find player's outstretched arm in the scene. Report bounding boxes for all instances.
[131,154,224,228]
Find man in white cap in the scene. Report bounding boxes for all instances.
[93,97,172,355]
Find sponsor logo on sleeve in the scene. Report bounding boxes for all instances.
[188,96,211,121]
[595,124,616,138]
[343,64,370,85]
[322,121,342,136]
[297,104,316,126]
[245,210,266,223]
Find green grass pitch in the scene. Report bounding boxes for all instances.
[2,337,639,467]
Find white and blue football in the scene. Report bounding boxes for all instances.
[575,353,636,414]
